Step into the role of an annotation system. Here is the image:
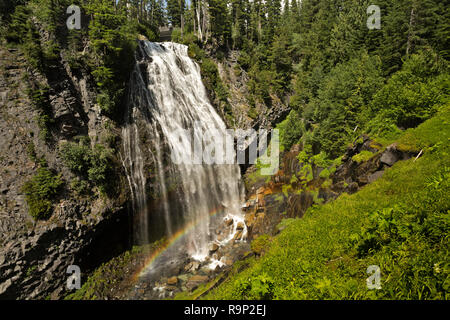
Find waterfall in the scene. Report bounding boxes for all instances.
[122,41,245,260]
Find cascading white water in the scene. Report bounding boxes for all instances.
[122,41,245,260]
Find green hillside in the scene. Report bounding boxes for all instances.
[204,105,450,299]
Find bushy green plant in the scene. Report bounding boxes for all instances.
[22,167,63,220]
[60,141,116,195]
[236,273,275,300]
[60,141,92,175]
[251,235,272,256]
[276,110,304,151]
[87,144,114,194]
[26,142,37,162]
[369,50,449,134]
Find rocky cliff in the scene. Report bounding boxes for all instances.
[0,41,130,299]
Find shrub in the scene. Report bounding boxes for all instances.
[276,110,304,151]
[60,141,115,195]
[236,273,275,300]
[26,142,37,161]
[22,167,63,220]
[369,50,449,132]
[60,141,92,175]
[251,235,272,256]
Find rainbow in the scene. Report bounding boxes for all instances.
[131,206,227,283]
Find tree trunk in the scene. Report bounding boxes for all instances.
[406,5,416,55]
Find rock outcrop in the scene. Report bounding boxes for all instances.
[0,42,130,299]
[242,135,416,241]
[215,50,290,131]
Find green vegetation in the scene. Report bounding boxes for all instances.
[2,0,449,301]
[352,151,375,164]
[22,167,63,220]
[205,106,450,299]
[60,139,116,196]
[251,235,272,256]
[168,0,448,158]
[26,142,37,162]
[27,84,54,142]
[65,241,164,300]
[4,0,160,119]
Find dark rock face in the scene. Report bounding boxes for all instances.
[0,205,130,299]
[0,43,130,299]
[286,192,314,219]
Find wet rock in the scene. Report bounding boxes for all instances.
[167,276,178,285]
[347,182,359,193]
[236,222,245,230]
[224,217,234,227]
[184,261,200,273]
[186,275,209,291]
[165,285,178,291]
[0,279,12,295]
[233,230,243,241]
[209,243,219,253]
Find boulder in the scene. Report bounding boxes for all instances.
[167,276,178,285]
[209,243,219,253]
[186,275,209,291]
[184,261,200,273]
[380,145,400,166]
[368,170,384,183]
[224,217,234,226]
[189,275,209,282]
[233,230,243,241]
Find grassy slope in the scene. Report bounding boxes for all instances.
[204,105,450,300]
[65,241,165,300]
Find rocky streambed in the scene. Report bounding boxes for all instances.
[129,214,251,300]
